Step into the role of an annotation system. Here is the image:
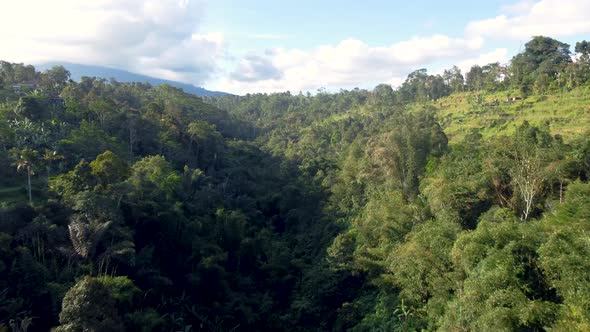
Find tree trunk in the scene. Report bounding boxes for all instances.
[129,126,134,159]
[187,138,193,165]
[46,162,51,184]
[27,165,32,204]
[523,199,531,221]
[559,180,563,204]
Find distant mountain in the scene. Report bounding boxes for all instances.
[36,62,230,97]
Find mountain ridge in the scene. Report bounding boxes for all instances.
[35,62,230,97]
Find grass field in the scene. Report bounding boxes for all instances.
[0,185,26,205]
[429,87,590,143]
[0,178,47,206]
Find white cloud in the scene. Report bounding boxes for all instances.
[456,48,509,74]
[467,0,590,40]
[230,54,283,82]
[214,35,485,94]
[4,0,588,94]
[214,0,590,94]
[0,0,223,84]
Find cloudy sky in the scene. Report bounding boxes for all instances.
[1,0,589,94]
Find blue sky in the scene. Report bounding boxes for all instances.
[203,0,504,49]
[1,0,589,94]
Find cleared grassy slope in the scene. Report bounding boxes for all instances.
[0,185,27,205]
[429,87,590,143]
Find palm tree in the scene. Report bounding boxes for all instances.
[42,148,64,180]
[11,147,38,204]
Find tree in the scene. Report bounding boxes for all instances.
[187,120,223,167]
[364,110,447,199]
[68,213,112,259]
[421,130,491,228]
[16,96,45,120]
[443,65,464,93]
[441,208,557,331]
[49,159,95,204]
[10,147,39,204]
[61,120,124,160]
[466,65,486,91]
[538,182,590,330]
[88,100,115,130]
[511,36,572,92]
[0,61,15,84]
[126,155,181,201]
[389,219,461,328]
[371,84,396,105]
[42,148,64,180]
[575,40,590,55]
[9,117,49,149]
[54,277,123,332]
[39,65,70,96]
[399,69,429,102]
[89,150,129,187]
[511,149,543,221]
[13,64,37,83]
[574,40,590,85]
[399,69,449,102]
[509,123,554,221]
[481,62,507,91]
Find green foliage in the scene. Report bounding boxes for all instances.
[537,182,590,329]
[359,109,448,200]
[54,277,124,332]
[49,159,94,203]
[0,36,589,331]
[125,308,165,332]
[97,276,139,307]
[126,155,181,200]
[511,36,572,93]
[442,208,558,331]
[466,63,508,91]
[390,219,461,327]
[399,69,449,102]
[39,66,70,96]
[421,130,491,227]
[9,147,39,204]
[331,190,419,278]
[60,120,124,160]
[89,150,129,187]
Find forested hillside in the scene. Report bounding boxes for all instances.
[35,62,230,97]
[1,36,589,331]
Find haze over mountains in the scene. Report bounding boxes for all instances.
[36,62,230,97]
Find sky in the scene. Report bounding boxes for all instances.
[1,0,589,94]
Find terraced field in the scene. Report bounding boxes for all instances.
[0,185,26,205]
[431,87,590,143]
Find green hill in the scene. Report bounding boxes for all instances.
[1,35,590,331]
[434,88,590,143]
